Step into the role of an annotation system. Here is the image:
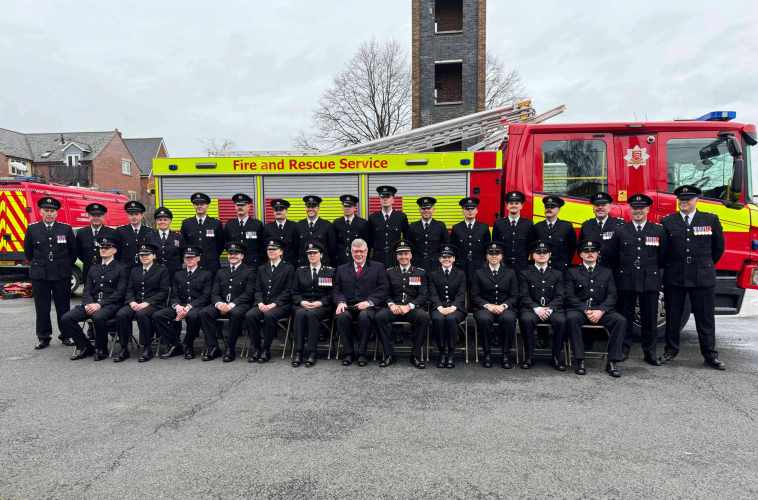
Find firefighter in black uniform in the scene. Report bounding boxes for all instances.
[75,202,115,285]
[151,207,184,277]
[223,193,264,268]
[245,238,295,363]
[518,241,567,369]
[114,243,170,363]
[25,196,77,349]
[450,197,491,280]
[199,242,255,362]
[406,196,448,272]
[375,240,430,369]
[428,244,466,368]
[180,192,224,274]
[154,246,212,359]
[532,196,576,272]
[367,185,409,267]
[579,192,624,267]
[61,235,128,361]
[607,193,667,364]
[565,240,626,377]
[115,200,152,268]
[662,185,726,370]
[470,241,519,368]
[291,240,335,367]
[492,191,534,271]
[295,195,336,266]
[332,194,369,266]
[262,199,299,265]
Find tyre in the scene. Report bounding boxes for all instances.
[70,266,83,295]
[631,291,690,341]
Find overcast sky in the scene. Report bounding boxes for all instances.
[1,1,756,156]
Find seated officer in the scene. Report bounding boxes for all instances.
[199,242,255,362]
[470,241,519,369]
[518,241,567,369]
[62,235,128,361]
[154,246,212,359]
[375,240,430,369]
[114,243,170,363]
[245,238,295,363]
[565,240,626,377]
[291,240,335,368]
[428,244,466,369]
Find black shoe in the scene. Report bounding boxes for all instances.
[292,352,303,367]
[248,350,261,363]
[93,349,108,361]
[606,361,621,377]
[661,351,677,363]
[305,354,316,367]
[412,356,426,369]
[257,350,271,363]
[202,346,220,361]
[621,346,630,361]
[446,356,455,369]
[138,348,153,363]
[160,344,183,359]
[70,346,94,360]
[342,354,354,366]
[482,354,493,368]
[574,360,586,375]
[184,348,195,360]
[379,355,395,368]
[502,357,513,369]
[643,353,662,366]
[437,354,447,369]
[520,358,533,370]
[552,355,566,372]
[705,357,726,370]
[357,355,368,367]
[35,338,51,350]
[113,348,130,363]
[58,335,75,347]
[223,348,236,363]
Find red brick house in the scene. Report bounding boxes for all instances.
[124,138,168,214]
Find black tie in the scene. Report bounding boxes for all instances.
[445,269,450,277]
[162,232,167,242]
[424,222,428,231]
[511,220,516,228]
[636,225,642,233]
[468,223,473,231]
[312,268,318,282]
[588,266,594,273]
[271,265,276,273]
[548,223,553,231]
[93,227,99,237]
[231,266,235,273]
[309,222,314,231]
[540,267,545,274]
[384,214,389,223]
[143,268,148,276]
[278,223,283,231]
[685,215,691,226]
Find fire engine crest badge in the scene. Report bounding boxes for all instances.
[624,146,649,170]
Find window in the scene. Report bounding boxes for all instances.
[434,61,463,104]
[128,190,137,200]
[121,159,131,176]
[435,0,463,33]
[66,154,80,167]
[541,139,608,198]
[666,138,735,201]
[9,159,29,175]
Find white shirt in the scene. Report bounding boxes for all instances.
[596,217,608,227]
[681,210,697,223]
[307,217,319,225]
[534,264,547,272]
[584,263,596,272]
[344,216,354,224]
[269,259,281,269]
[196,217,205,225]
[488,265,500,273]
[91,225,102,236]
[142,264,153,273]
[101,257,114,266]
[382,209,393,218]
[238,217,248,226]
[311,264,321,275]
[160,230,170,239]
[186,265,198,274]
[633,221,647,231]
[354,262,366,272]
[508,216,520,224]
[130,224,141,232]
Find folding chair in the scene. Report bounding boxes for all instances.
[240,315,291,359]
[565,324,609,366]
[334,319,380,361]
[285,316,336,360]
[473,319,520,365]
[201,317,229,357]
[75,317,125,357]
[519,323,571,366]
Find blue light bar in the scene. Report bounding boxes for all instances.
[695,111,737,121]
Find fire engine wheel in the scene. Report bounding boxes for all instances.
[70,267,83,295]
[631,291,690,340]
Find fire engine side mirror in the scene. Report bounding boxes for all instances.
[731,156,744,195]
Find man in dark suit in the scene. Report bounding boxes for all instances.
[406,196,448,272]
[151,207,184,277]
[334,238,389,367]
[245,238,295,363]
[180,192,224,274]
[450,197,491,280]
[262,199,299,265]
[492,191,534,271]
[532,196,576,272]
[295,195,336,266]
[76,202,115,285]
[115,201,152,269]
[154,246,212,359]
[367,185,409,267]
[332,194,369,266]
[565,240,626,377]
[291,240,335,367]
[662,185,726,369]
[114,243,170,363]
[199,242,255,362]
[470,241,519,368]
[61,235,128,361]
[24,196,77,349]
[223,193,264,268]
[428,244,466,368]
[579,192,624,267]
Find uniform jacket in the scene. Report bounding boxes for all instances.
[295,218,336,266]
[75,225,115,279]
[180,216,225,270]
[492,217,534,270]
[450,220,491,272]
[262,220,299,264]
[125,264,170,306]
[518,266,565,312]
[170,267,212,309]
[579,217,624,266]
[24,221,77,280]
[532,219,577,271]
[428,267,466,311]
[564,265,617,312]
[149,229,184,276]
[368,210,409,267]
[470,265,519,310]
[608,221,667,292]
[292,265,335,307]
[254,261,295,306]
[332,216,370,266]
[385,266,428,308]
[82,259,128,307]
[661,211,725,288]
[211,263,255,306]
[115,224,153,268]
[333,260,388,307]
[406,219,448,270]
[223,217,265,267]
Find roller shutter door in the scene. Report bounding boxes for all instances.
[262,175,359,222]
[160,176,256,229]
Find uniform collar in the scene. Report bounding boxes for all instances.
[143,264,153,273]
[534,264,547,272]
[102,257,114,266]
[186,265,198,274]
[508,215,520,223]
[489,264,500,273]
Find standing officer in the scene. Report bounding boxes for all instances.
[154,246,212,359]
[406,196,448,272]
[199,242,255,362]
[608,194,667,364]
[662,185,725,369]
[61,235,127,361]
[116,200,152,268]
[291,240,335,367]
[492,191,534,271]
[450,197,491,280]
[262,199,299,265]
[518,241,567,369]
[151,207,184,277]
[76,203,115,285]
[25,196,77,349]
[470,241,519,369]
[532,196,576,272]
[223,193,264,268]
[114,243,170,363]
[375,240,430,369]
[428,244,466,368]
[579,192,624,267]
[332,194,369,266]
[564,240,626,377]
[180,192,224,274]
[245,238,295,363]
[295,195,336,266]
[367,185,409,267]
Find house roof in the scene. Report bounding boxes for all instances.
[124,138,165,176]
[0,128,32,160]
[24,131,117,163]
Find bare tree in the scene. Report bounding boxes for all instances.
[294,39,411,151]
[485,52,527,110]
[201,138,236,156]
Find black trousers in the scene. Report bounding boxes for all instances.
[431,309,465,354]
[519,310,567,360]
[474,309,517,358]
[619,290,659,356]
[245,305,291,352]
[153,306,203,347]
[336,307,376,356]
[665,285,717,360]
[566,310,626,362]
[293,306,331,355]
[61,304,120,351]
[31,278,71,339]
[375,307,430,359]
[200,304,250,350]
[115,304,159,350]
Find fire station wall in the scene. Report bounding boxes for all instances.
[160,175,256,229]
[262,175,359,223]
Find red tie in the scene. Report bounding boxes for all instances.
[356,265,363,278]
